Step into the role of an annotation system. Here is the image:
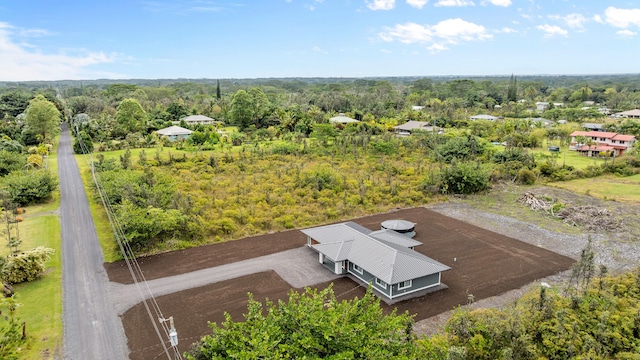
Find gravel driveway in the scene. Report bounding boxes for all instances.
[58,124,129,360]
[110,246,339,315]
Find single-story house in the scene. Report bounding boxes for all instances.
[535,102,550,112]
[411,105,425,111]
[155,126,193,142]
[393,121,441,136]
[528,117,553,127]
[582,123,604,132]
[569,130,636,156]
[553,102,565,108]
[616,109,640,119]
[469,114,498,121]
[302,222,450,303]
[329,113,359,124]
[181,114,218,125]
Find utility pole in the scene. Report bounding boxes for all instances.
[159,316,180,359]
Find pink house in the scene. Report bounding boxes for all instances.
[569,131,636,157]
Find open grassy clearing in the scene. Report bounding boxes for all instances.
[528,143,607,170]
[549,174,640,203]
[1,142,62,359]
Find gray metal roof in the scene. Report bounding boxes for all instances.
[155,125,193,136]
[329,113,359,123]
[302,222,450,284]
[381,219,415,231]
[469,114,498,120]
[369,229,422,248]
[181,115,217,123]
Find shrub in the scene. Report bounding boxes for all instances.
[1,247,55,284]
[73,131,94,154]
[0,151,26,177]
[1,170,57,205]
[516,169,536,185]
[439,162,491,194]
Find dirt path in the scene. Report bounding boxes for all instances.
[109,247,338,315]
[111,207,575,359]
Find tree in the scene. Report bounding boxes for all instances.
[228,90,253,129]
[72,131,94,154]
[186,286,416,359]
[506,74,518,102]
[216,79,221,100]
[249,88,271,127]
[0,91,31,118]
[115,98,148,138]
[23,95,61,143]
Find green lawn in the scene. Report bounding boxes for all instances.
[8,213,62,359]
[1,142,62,359]
[528,142,607,170]
[549,173,640,203]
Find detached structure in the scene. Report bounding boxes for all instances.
[329,113,359,124]
[615,109,640,119]
[180,115,218,126]
[393,121,441,136]
[469,114,498,121]
[302,222,450,303]
[155,126,193,142]
[569,131,636,157]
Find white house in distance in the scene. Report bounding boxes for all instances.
[393,121,441,136]
[302,222,450,303]
[329,113,359,124]
[569,130,636,157]
[469,114,498,121]
[181,114,217,125]
[615,109,640,119]
[155,125,193,142]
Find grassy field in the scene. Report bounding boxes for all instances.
[549,173,640,203]
[528,142,607,170]
[0,147,62,359]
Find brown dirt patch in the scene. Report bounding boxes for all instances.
[115,207,574,359]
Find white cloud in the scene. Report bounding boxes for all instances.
[499,27,517,33]
[367,0,395,10]
[563,13,587,29]
[0,22,122,81]
[313,46,328,54]
[406,0,428,9]
[380,18,491,52]
[604,7,640,29]
[380,22,433,43]
[536,24,568,38]
[616,29,636,37]
[592,15,603,24]
[483,0,511,6]
[435,0,474,6]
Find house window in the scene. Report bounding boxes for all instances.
[398,280,412,290]
[352,264,363,274]
[375,278,387,289]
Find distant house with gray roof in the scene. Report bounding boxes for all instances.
[155,125,193,142]
[393,121,441,136]
[469,114,498,121]
[329,113,359,124]
[181,114,218,126]
[302,222,450,303]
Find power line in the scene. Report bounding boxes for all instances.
[72,123,182,360]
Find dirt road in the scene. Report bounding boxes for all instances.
[58,124,129,359]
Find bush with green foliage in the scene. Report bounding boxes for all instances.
[186,286,415,359]
[0,296,26,359]
[516,169,536,185]
[435,135,486,162]
[0,151,26,177]
[1,246,54,284]
[116,200,188,251]
[0,170,57,205]
[72,130,94,154]
[439,162,491,194]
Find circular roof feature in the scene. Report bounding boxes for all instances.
[381,219,415,231]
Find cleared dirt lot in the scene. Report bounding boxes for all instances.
[109,207,575,359]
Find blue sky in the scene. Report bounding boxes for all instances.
[0,0,639,81]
